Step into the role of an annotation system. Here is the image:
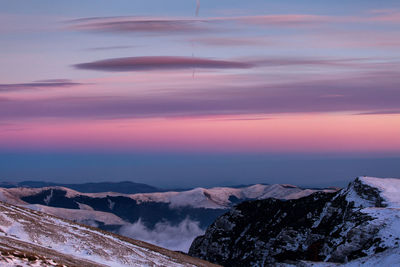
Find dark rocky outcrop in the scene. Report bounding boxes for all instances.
[189,177,396,266]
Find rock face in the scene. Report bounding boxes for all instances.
[189,177,400,266]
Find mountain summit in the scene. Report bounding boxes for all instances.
[189,177,400,266]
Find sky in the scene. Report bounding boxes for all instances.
[0,0,400,187]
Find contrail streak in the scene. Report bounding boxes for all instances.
[196,0,200,16]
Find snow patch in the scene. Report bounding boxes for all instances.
[23,204,126,225]
[359,177,400,207]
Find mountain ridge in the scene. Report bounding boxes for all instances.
[0,180,161,194]
[189,176,400,266]
[0,182,337,252]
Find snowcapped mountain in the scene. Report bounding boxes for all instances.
[0,200,219,267]
[0,181,160,194]
[0,183,336,229]
[0,183,336,253]
[0,183,336,209]
[188,177,400,266]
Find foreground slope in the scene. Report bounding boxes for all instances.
[0,201,219,267]
[189,177,400,266]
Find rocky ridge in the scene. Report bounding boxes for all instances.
[189,177,400,266]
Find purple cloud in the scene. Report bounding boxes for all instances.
[231,14,330,26]
[68,14,332,35]
[1,71,399,120]
[85,45,136,51]
[357,110,400,115]
[68,17,210,34]
[74,56,368,72]
[74,56,253,72]
[68,13,400,36]
[0,79,82,92]
[189,37,273,47]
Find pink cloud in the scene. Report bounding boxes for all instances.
[189,37,273,46]
[67,14,332,35]
[1,69,400,120]
[74,56,253,71]
[68,12,400,38]
[366,9,400,23]
[68,16,210,34]
[231,14,331,25]
[0,79,82,92]
[74,56,368,72]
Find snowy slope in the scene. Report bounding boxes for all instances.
[359,176,400,207]
[0,188,27,205]
[189,176,400,266]
[0,201,219,267]
[135,184,336,209]
[343,247,400,266]
[25,204,127,226]
[296,177,400,267]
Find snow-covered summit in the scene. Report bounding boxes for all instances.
[358,176,400,207]
[189,176,400,266]
[338,176,400,208]
[0,183,338,210]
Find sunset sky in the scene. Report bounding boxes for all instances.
[1,0,399,187]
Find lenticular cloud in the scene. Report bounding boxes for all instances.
[74,56,253,72]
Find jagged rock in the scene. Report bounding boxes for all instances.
[189,177,400,266]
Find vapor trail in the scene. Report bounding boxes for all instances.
[196,0,200,16]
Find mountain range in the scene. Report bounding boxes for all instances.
[1,177,399,266]
[0,181,337,252]
[0,183,337,228]
[0,181,161,194]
